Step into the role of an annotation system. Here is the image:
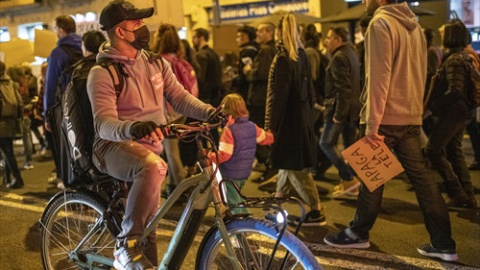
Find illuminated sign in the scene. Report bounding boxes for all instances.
[206,0,309,22]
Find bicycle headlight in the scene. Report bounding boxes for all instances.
[276,210,288,223]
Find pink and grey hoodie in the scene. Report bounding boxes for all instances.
[87,42,212,154]
[360,2,427,136]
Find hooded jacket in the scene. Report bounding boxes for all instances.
[359,2,427,135]
[44,33,82,113]
[0,75,23,138]
[87,43,212,154]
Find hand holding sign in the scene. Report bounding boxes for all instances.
[342,136,404,192]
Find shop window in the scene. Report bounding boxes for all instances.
[17,22,44,41]
[0,27,10,43]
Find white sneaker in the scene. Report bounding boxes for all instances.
[113,239,155,270]
[56,181,65,189]
[23,162,34,170]
[47,173,60,185]
[41,149,52,158]
[332,177,361,197]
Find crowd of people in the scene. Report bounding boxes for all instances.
[1,0,479,268]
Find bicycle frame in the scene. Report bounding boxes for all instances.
[46,117,308,270]
[62,142,245,270]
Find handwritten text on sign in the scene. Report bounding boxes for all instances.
[342,137,404,192]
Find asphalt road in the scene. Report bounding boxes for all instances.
[0,140,479,270]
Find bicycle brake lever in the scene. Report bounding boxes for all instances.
[158,124,172,138]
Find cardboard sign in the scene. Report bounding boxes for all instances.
[0,38,35,67]
[342,137,404,192]
[34,29,58,58]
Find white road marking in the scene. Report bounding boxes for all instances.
[306,243,476,270]
[0,198,45,212]
[0,192,476,270]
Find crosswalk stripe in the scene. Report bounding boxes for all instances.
[0,199,45,213]
[0,192,475,270]
[306,243,473,270]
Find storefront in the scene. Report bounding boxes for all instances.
[198,0,318,56]
[0,0,183,67]
[450,0,480,51]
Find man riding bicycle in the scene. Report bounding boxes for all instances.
[87,1,214,269]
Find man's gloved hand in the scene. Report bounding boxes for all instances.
[207,107,228,124]
[129,121,159,140]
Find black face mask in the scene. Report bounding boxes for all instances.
[122,25,150,50]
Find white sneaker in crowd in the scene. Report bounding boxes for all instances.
[332,177,361,197]
[56,181,65,190]
[47,173,60,185]
[23,162,34,170]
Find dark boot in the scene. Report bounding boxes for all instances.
[6,177,24,189]
[464,189,478,209]
[2,173,10,185]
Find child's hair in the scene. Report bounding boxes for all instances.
[221,93,249,118]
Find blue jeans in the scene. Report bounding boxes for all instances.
[319,121,357,180]
[349,125,455,250]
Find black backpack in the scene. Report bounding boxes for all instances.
[48,52,163,187]
[466,59,480,108]
[58,45,83,93]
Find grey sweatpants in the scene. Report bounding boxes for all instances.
[93,139,167,264]
[163,116,186,186]
[276,169,320,209]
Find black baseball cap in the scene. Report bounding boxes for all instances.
[99,0,154,31]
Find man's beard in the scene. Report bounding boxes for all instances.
[366,0,380,16]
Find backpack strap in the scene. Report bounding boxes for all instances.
[96,58,127,98]
[59,44,82,57]
[58,45,84,72]
[145,50,164,71]
[96,52,163,99]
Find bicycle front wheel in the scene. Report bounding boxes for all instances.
[196,218,322,270]
[40,191,116,270]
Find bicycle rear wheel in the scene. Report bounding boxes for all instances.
[196,218,322,270]
[40,191,116,270]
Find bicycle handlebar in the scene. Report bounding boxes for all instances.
[159,104,226,140]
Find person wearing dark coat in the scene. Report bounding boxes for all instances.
[266,13,324,226]
[301,24,332,180]
[44,15,82,186]
[192,28,223,106]
[320,27,362,197]
[0,61,24,188]
[244,22,277,182]
[425,20,477,209]
[236,25,259,101]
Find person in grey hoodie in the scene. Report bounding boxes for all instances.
[323,0,458,262]
[87,1,213,269]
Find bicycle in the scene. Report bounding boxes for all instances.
[39,107,322,270]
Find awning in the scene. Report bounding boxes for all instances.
[318,4,436,23]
